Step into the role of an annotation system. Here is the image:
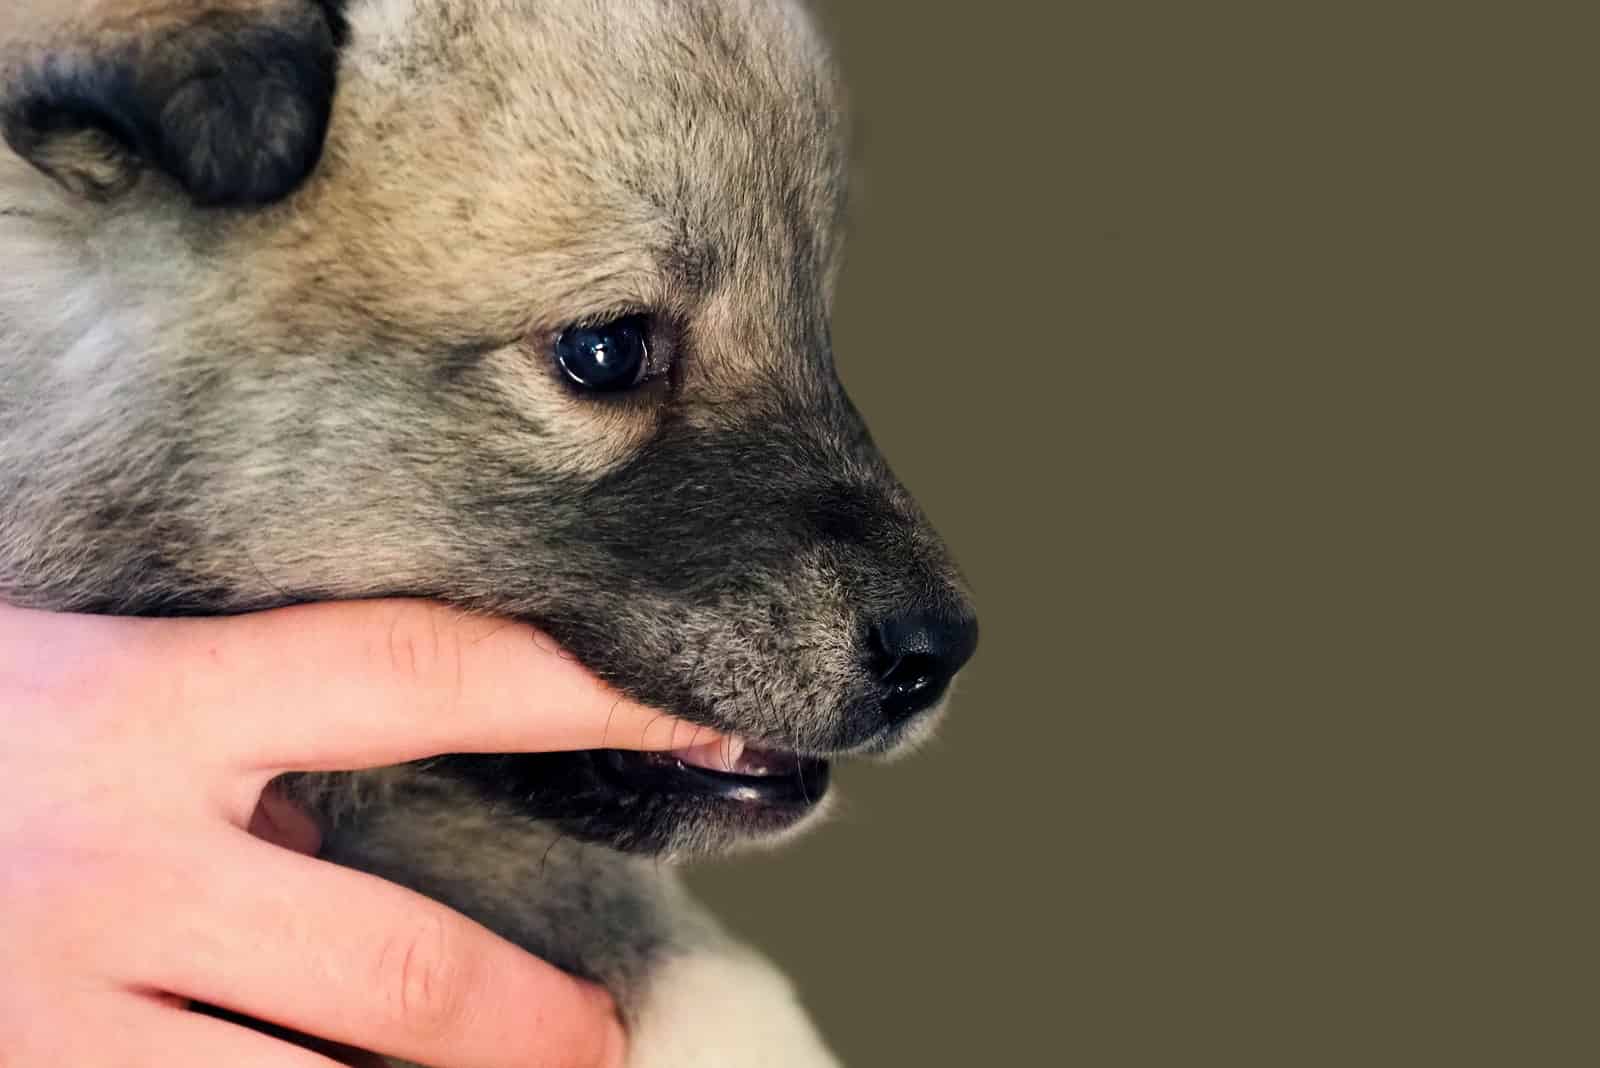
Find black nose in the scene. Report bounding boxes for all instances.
[870,611,979,725]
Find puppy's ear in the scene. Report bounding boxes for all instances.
[2,2,344,206]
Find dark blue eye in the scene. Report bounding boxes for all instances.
[554,316,650,392]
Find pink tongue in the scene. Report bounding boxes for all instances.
[671,735,747,773]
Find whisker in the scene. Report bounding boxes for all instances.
[538,831,567,880]
[602,698,620,751]
[639,711,670,750]
[242,540,293,607]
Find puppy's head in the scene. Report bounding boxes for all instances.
[0,0,977,856]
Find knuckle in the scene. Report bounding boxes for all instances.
[383,603,466,701]
[377,912,478,1043]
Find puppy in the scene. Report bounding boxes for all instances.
[0,1,978,1064]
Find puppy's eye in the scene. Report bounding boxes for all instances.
[554,316,651,392]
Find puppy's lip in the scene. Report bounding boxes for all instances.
[595,747,831,807]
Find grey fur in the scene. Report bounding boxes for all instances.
[1,1,975,1062]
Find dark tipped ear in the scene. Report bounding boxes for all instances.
[2,2,345,207]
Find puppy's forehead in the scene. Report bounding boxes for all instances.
[506,0,848,291]
[470,0,848,267]
[246,0,848,346]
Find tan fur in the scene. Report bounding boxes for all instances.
[2,3,972,1064]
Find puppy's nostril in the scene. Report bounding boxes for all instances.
[880,654,943,698]
[870,611,979,725]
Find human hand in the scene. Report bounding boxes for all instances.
[0,600,718,1067]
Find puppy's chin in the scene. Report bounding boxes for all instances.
[433,750,835,859]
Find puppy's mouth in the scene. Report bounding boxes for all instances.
[434,632,843,852]
[435,728,834,855]
[596,735,831,807]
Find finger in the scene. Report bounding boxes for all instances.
[0,602,146,706]
[151,600,720,773]
[53,995,345,1068]
[191,1003,388,1068]
[129,833,626,1068]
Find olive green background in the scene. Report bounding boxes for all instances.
[692,2,1590,1065]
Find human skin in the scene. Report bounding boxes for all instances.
[0,599,723,1067]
